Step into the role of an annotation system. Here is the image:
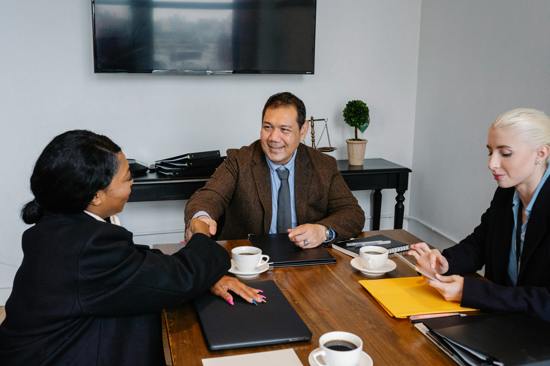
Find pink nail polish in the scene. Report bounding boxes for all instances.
[228,299,234,306]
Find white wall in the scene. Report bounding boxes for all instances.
[0,0,421,303]
[410,0,550,245]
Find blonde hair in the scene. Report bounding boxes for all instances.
[492,108,550,162]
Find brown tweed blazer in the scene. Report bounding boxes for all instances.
[185,140,365,240]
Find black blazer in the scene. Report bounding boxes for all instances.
[443,178,550,321]
[0,213,229,365]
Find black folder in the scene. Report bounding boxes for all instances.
[248,233,336,267]
[194,280,311,351]
[419,313,550,366]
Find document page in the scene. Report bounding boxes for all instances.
[202,348,303,366]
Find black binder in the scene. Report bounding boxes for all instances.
[194,280,311,350]
[417,313,550,366]
[248,233,336,267]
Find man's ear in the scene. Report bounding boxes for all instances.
[300,120,309,141]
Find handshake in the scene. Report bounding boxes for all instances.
[185,216,217,241]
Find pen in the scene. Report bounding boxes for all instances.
[345,239,391,247]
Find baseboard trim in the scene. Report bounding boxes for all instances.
[404,216,457,250]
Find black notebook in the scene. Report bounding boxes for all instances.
[331,234,410,257]
[194,280,312,351]
[416,313,550,366]
[248,233,336,267]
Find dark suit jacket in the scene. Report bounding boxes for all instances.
[185,141,365,240]
[443,178,550,321]
[0,213,229,366]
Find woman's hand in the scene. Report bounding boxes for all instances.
[210,275,266,306]
[408,242,449,275]
[428,274,464,302]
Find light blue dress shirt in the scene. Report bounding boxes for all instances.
[508,164,550,285]
[266,152,298,233]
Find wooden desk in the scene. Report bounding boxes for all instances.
[131,158,411,230]
[161,230,452,366]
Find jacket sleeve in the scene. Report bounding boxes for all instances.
[315,160,365,240]
[462,277,550,322]
[78,228,230,316]
[184,152,239,224]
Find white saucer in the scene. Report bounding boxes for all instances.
[308,347,373,366]
[228,259,269,278]
[350,257,396,277]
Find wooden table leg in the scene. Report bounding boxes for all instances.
[372,189,382,230]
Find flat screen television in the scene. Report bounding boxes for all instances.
[92,0,316,74]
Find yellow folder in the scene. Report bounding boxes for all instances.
[359,276,477,318]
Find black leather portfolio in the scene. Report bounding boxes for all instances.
[248,233,336,267]
[194,280,311,351]
[417,313,550,366]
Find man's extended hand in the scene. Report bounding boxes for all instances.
[185,215,217,241]
[288,224,326,248]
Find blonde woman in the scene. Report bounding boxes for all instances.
[409,108,550,321]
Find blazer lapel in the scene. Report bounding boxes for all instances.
[294,144,312,224]
[519,178,550,278]
[251,145,272,232]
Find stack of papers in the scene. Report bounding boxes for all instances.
[359,276,477,318]
[202,349,303,366]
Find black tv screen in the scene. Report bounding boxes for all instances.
[92,0,316,74]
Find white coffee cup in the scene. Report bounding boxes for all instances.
[312,331,363,366]
[231,246,270,272]
[359,245,388,270]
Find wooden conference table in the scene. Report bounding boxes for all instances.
[160,230,453,366]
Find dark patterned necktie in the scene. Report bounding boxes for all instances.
[276,167,291,233]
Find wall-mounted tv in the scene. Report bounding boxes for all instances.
[92,0,316,74]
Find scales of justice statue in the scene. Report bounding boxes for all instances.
[308,116,336,153]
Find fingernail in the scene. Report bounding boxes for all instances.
[252,300,258,306]
[257,290,264,294]
[228,299,234,306]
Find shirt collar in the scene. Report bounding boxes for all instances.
[513,163,550,214]
[265,149,298,172]
[84,210,106,222]
[84,211,121,226]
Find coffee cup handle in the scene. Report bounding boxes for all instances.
[311,349,328,366]
[259,254,270,265]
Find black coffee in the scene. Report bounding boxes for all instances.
[363,251,383,255]
[239,253,257,256]
[324,340,357,352]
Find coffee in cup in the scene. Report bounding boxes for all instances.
[359,245,388,270]
[231,246,270,272]
[311,331,363,366]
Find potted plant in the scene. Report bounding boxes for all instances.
[343,99,370,165]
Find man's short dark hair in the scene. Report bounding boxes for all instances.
[262,92,306,128]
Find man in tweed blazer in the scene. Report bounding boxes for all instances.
[185,92,365,248]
